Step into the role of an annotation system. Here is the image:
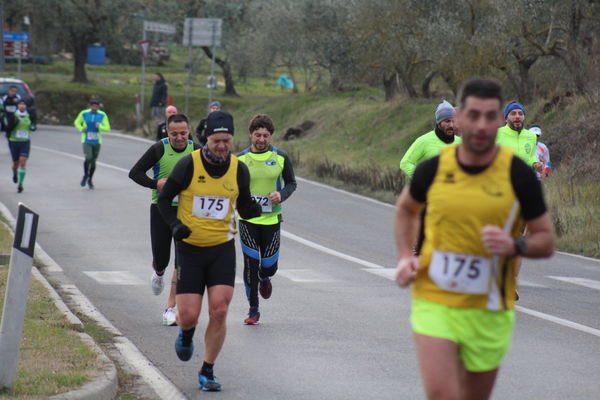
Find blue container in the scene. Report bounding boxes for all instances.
[87,46,106,65]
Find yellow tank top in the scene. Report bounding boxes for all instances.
[414,145,524,310]
[177,150,239,247]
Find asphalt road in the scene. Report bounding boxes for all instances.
[1,125,598,399]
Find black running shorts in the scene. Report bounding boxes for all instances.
[175,239,236,295]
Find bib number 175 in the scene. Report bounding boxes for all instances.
[192,195,230,220]
[428,251,491,294]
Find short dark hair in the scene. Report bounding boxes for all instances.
[167,114,189,127]
[248,114,274,134]
[457,78,503,108]
[9,85,17,90]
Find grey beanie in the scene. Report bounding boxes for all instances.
[435,100,454,124]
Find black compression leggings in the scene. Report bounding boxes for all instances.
[150,204,176,273]
[239,220,280,308]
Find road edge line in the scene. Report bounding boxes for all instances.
[0,201,186,400]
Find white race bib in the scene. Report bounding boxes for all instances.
[5,105,16,113]
[87,131,99,141]
[192,195,230,220]
[16,130,29,139]
[251,195,272,213]
[429,250,491,294]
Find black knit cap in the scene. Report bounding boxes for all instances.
[205,111,234,136]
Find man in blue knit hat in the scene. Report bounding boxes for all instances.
[496,102,542,172]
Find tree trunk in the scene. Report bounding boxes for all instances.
[517,61,534,102]
[383,72,400,101]
[396,67,418,98]
[72,39,89,83]
[201,47,239,96]
[287,65,299,94]
[421,71,438,98]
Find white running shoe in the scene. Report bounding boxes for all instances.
[151,271,164,296]
[163,306,177,326]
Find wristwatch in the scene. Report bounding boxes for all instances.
[514,237,527,256]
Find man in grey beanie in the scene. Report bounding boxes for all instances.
[400,100,461,178]
[195,101,223,146]
[399,100,462,256]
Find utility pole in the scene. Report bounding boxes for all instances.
[140,22,147,118]
[0,4,5,72]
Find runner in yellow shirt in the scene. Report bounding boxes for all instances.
[395,78,555,400]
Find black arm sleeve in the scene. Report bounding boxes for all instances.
[157,155,195,227]
[236,162,262,219]
[510,157,547,221]
[128,143,164,189]
[409,156,439,203]
[156,123,165,141]
[277,149,297,202]
[196,119,207,145]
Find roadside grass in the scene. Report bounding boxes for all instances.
[545,170,600,258]
[0,223,99,398]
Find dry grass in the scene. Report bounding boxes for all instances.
[545,169,600,258]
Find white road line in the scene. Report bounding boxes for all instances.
[296,176,395,208]
[363,268,396,280]
[281,230,385,269]
[278,269,337,282]
[83,270,146,285]
[515,306,600,338]
[113,338,187,400]
[32,145,130,173]
[547,276,600,291]
[517,279,549,288]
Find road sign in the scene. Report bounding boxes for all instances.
[182,18,222,47]
[4,41,29,59]
[3,32,30,42]
[143,21,176,35]
[138,39,151,59]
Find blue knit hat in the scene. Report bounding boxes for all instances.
[504,102,526,119]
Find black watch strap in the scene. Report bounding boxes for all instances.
[514,237,527,256]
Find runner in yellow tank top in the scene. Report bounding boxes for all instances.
[157,111,261,392]
[395,78,555,400]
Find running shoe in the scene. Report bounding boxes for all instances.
[244,307,260,325]
[175,329,194,361]
[163,306,177,326]
[259,277,272,299]
[12,171,17,183]
[151,271,164,296]
[80,175,88,187]
[17,184,23,193]
[87,179,94,190]
[198,373,221,391]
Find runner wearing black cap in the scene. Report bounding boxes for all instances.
[157,110,261,391]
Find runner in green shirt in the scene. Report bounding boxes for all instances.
[496,101,543,173]
[237,114,297,325]
[400,100,461,178]
[6,100,36,192]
